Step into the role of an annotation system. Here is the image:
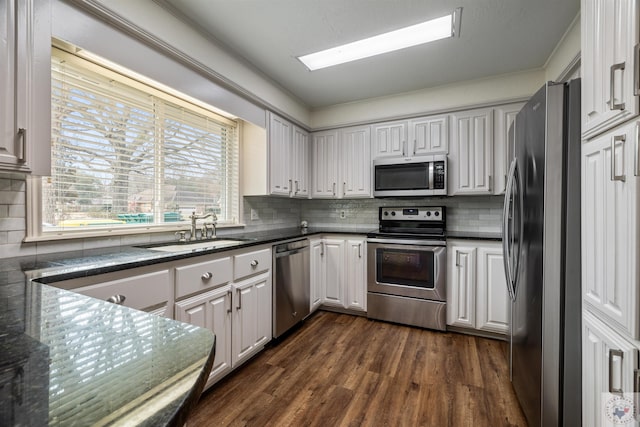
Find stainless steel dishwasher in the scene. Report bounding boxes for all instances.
[273,239,310,338]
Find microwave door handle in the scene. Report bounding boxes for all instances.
[428,162,434,190]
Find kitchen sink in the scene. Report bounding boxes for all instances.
[139,238,251,252]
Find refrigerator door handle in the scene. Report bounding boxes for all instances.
[635,43,640,96]
[502,158,517,301]
[635,123,640,177]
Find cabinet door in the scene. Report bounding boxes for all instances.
[0,0,50,175]
[449,108,494,195]
[346,238,366,311]
[446,244,477,328]
[409,115,449,155]
[322,239,346,307]
[175,286,233,386]
[341,125,372,198]
[292,125,310,198]
[582,0,639,139]
[268,112,292,196]
[371,120,407,159]
[582,121,639,339]
[493,103,524,195]
[309,239,324,313]
[232,271,271,366]
[476,245,509,334]
[582,310,639,427]
[311,130,339,198]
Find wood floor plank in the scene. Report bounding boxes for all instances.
[189,311,528,426]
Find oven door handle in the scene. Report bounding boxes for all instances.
[366,238,446,246]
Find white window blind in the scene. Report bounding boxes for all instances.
[43,48,239,233]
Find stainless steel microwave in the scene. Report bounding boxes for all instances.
[373,155,447,197]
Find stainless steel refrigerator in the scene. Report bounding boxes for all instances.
[502,79,581,427]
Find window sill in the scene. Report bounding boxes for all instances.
[23,223,246,243]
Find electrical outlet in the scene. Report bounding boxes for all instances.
[340,210,346,219]
[250,209,259,220]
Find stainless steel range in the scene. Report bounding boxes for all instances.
[367,206,446,330]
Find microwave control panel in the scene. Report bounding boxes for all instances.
[433,161,446,189]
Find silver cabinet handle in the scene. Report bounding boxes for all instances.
[413,139,416,155]
[106,294,126,305]
[402,140,407,157]
[201,272,213,280]
[294,180,299,194]
[609,349,624,394]
[226,290,232,314]
[250,259,259,267]
[289,179,293,196]
[236,289,242,310]
[610,62,626,110]
[358,243,362,258]
[455,251,462,267]
[343,182,346,196]
[611,134,626,182]
[332,182,336,196]
[321,241,324,256]
[635,43,640,96]
[488,175,492,192]
[17,128,26,162]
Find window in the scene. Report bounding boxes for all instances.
[37,48,239,237]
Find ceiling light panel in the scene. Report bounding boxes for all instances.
[298,8,462,71]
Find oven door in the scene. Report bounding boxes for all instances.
[367,241,446,301]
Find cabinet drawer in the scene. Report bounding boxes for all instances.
[176,256,232,298]
[76,270,170,311]
[234,248,271,280]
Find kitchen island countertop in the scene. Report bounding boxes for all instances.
[0,226,371,425]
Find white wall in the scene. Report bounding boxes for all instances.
[86,0,311,127]
[310,69,544,129]
[545,14,581,82]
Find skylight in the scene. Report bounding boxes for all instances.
[298,7,462,71]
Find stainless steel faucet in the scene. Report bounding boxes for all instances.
[190,211,217,241]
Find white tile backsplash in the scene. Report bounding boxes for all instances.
[0,172,503,257]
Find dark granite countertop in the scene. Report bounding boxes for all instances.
[0,226,370,426]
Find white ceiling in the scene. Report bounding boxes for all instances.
[160,0,579,109]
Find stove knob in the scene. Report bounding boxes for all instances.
[383,211,389,216]
[435,211,440,217]
[391,211,396,216]
[426,211,431,217]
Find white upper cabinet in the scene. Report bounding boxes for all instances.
[582,120,639,339]
[581,0,640,139]
[493,103,524,195]
[267,112,309,198]
[292,125,310,197]
[311,129,340,198]
[372,116,448,159]
[312,126,372,199]
[448,107,494,195]
[340,125,371,198]
[371,120,407,158]
[268,112,292,196]
[0,0,50,175]
[409,115,449,155]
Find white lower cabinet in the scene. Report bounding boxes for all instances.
[174,246,272,389]
[175,285,233,386]
[310,235,367,313]
[309,238,324,313]
[232,271,272,366]
[446,239,509,335]
[56,267,172,317]
[582,310,639,427]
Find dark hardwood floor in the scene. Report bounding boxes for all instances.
[189,311,527,426]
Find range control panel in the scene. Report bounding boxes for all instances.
[379,206,445,221]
